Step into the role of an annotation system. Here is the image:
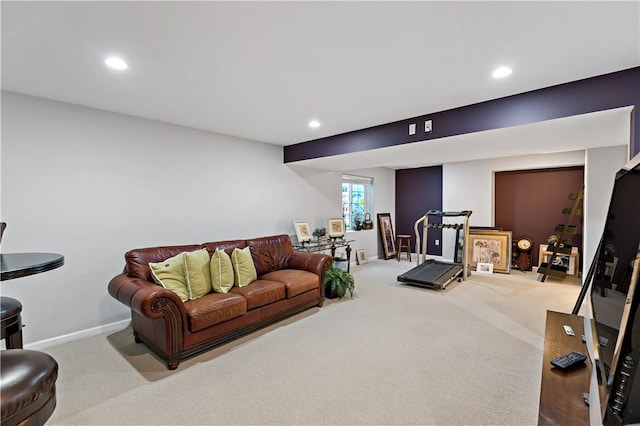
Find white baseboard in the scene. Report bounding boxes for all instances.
[24,319,131,351]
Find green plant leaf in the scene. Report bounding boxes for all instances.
[324,264,355,299]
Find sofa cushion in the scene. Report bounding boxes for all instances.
[260,269,319,298]
[230,280,285,310]
[185,292,247,332]
[247,235,293,276]
[184,249,212,299]
[127,244,204,281]
[149,253,191,302]
[210,249,234,293]
[203,240,246,257]
[231,247,257,287]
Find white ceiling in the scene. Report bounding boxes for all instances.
[2,1,639,169]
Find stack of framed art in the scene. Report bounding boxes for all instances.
[465,229,512,274]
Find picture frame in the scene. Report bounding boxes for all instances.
[467,230,512,274]
[455,227,502,263]
[542,252,578,276]
[539,244,556,267]
[293,220,311,243]
[377,213,396,260]
[539,244,579,276]
[356,249,368,265]
[327,217,345,238]
[476,262,494,274]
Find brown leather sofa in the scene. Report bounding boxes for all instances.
[108,234,332,369]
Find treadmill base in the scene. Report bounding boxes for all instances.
[397,259,463,290]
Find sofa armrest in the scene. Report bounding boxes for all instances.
[108,274,188,321]
[288,251,333,277]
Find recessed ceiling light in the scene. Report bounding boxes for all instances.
[492,66,512,79]
[308,120,320,128]
[105,57,128,70]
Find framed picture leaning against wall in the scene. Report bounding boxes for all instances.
[377,213,396,260]
[467,229,512,274]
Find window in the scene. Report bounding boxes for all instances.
[342,174,373,230]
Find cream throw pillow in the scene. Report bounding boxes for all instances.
[149,253,191,302]
[231,247,257,287]
[210,249,234,293]
[184,249,212,299]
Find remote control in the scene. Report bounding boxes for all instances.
[551,351,587,370]
[563,325,575,336]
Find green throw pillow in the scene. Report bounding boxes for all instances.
[210,249,234,293]
[184,248,212,299]
[149,253,191,302]
[231,247,257,287]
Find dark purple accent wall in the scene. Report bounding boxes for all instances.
[395,166,443,256]
[495,167,585,267]
[284,67,639,162]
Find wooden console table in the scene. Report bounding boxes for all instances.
[538,310,591,426]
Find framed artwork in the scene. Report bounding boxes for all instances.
[377,213,396,260]
[538,244,548,267]
[356,249,368,265]
[327,217,345,238]
[542,253,578,276]
[539,244,579,276]
[467,230,512,274]
[293,220,311,243]
[476,262,494,274]
[455,226,501,263]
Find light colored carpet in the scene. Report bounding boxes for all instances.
[43,260,582,425]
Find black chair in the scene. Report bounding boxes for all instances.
[1,223,24,349]
[0,297,23,349]
[1,349,58,426]
[0,224,59,425]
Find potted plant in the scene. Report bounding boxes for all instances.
[547,234,572,247]
[353,213,364,230]
[323,264,355,299]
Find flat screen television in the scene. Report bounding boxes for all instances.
[578,152,640,425]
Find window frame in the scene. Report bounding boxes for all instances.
[342,174,373,231]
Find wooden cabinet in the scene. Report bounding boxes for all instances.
[538,310,591,425]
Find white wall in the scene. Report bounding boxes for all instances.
[287,164,395,263]
[441,148,629,272]
[342,167,395,261]
[1,92,374,346]
[583,146,629,275]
